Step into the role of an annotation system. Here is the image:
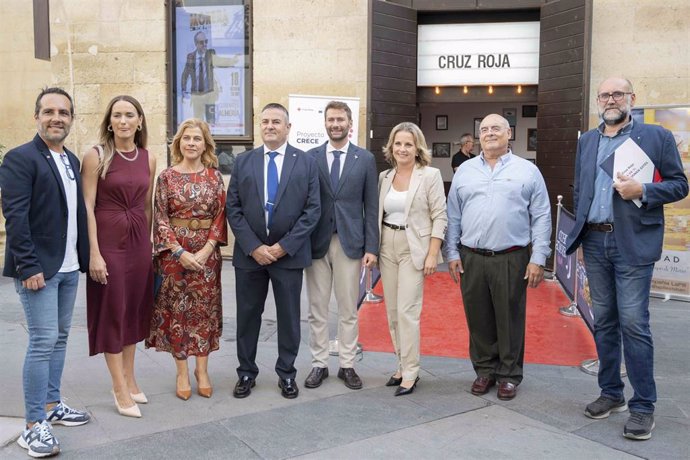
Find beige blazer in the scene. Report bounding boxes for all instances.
[378,165,448,270]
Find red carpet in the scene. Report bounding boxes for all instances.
[358,273,596,366]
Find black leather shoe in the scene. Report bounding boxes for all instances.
[338,368,363,390]
[394,377,419,397]
[278,378,299,399]
[233,376,255,398]
[304,367,329,388]
[385,375,403,387]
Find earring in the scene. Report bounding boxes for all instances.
[107,125,113,132]
[137,125,142,131]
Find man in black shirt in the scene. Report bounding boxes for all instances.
[451,133,475,173]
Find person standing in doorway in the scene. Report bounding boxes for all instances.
[451,133,475,173]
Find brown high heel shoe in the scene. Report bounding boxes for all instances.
[194,370,213,398]
[176,375,192,401]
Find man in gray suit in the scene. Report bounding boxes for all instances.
[304,101,379,390]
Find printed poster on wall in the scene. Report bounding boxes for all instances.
[632,106,690,299]
[175,4,247,137]
[288,95,360,149]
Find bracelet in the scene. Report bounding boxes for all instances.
[172,247,185,259]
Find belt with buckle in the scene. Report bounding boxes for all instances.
[169,217,213,230]
[383,222,407,231]
[463,245,525,257]
[587,222,614,233]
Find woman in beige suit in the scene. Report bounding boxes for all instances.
[378,122,447,396]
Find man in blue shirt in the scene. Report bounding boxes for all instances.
[566,77,688,440]
[445,113,551,401]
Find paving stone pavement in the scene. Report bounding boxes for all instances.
[0,273,688,459]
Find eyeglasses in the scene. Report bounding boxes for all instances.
[59,154,75,181]
[196,39,208,45]
[597,91,633,102]
[479,126,506,135]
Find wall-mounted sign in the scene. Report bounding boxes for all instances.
[417,22,540,86]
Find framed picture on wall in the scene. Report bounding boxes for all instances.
[527,128,538,151]
[522,105,538,118]
[473,118,482,138]
[432,142,451,158]
[436,115,448,130]
[503,108,517,126]
[509,126,516,141]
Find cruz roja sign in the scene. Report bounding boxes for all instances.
[417,21,540,86]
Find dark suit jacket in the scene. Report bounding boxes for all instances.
[307,142,379,260]
[227,144,320,269]
[181,49,216,93]
[0,134,89,280]
[566,122,688,265]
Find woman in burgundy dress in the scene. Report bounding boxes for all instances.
[83,95,156,418]
[146,118,227,400]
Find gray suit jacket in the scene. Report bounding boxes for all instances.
[308,142,379,260]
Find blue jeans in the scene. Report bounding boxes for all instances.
[582,231,656,413]
[15,271,80,423]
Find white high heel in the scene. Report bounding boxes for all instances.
[130,392,148,404]
[112,390,142,418]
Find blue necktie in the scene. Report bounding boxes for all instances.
[331,150,341,192]
[266,151,279,227]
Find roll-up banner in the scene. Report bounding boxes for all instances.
[288,95,360,149]
[554,207,577,300]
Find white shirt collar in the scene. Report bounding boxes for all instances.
[326,141,350,154]
[263,142,288,156]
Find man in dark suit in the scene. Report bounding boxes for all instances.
[227,103,320,399]
[0,87,90,457]
[303,101,378,390]
[180,31,217,122]
[566,77,688,440]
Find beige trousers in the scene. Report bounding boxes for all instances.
[378,226,424,381]
[305,234,361,368]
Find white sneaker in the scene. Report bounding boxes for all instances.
[16,420,60,458]
[46,400,90,426]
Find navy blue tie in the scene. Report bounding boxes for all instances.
[266,151,278,227]
[331,150,342,192]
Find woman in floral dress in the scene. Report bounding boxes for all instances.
[146,118,227,400]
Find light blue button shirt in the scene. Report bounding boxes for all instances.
[587,119,634,223]
[444,151,552,266]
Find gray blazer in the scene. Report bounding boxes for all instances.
[308,142,379,260]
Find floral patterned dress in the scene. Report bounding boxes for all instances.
[146,167,227,359]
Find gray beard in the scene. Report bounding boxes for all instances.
[601,108,628,126]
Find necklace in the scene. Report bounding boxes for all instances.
[115,146,139,162]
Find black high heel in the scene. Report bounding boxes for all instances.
[385,375,403,387]
[394,377,419,396]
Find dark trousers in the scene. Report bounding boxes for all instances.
[235,265,303,380]
[459,246,529,385]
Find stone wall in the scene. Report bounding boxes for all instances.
[252,0,370,146]
[589,0,690,123]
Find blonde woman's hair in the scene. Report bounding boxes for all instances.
[170,118,218,168]
[382,122,431,168]
[96,95,148,179]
